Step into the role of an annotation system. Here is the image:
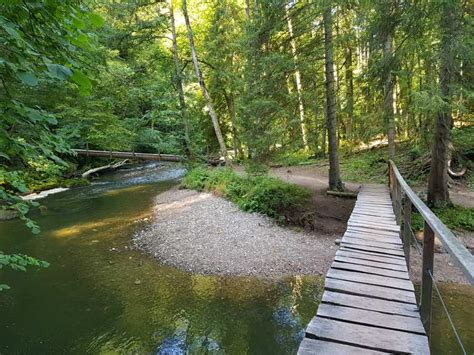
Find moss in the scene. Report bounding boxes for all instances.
[182,166,311,222]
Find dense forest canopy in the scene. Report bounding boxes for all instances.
[1,0,473,224]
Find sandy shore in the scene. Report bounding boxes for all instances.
[133,187,338,278]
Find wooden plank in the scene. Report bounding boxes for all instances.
[352,210,395,217]
[335,255,407,272]
[347,226,400,237]
[351,210,396,217]
[351,213,396,221]
[340,243,406,257]
[342,237,403,250]
[338,248,407,264]
[348,221,400,233]
[349,215,398,223]
[349,218,399,227]
[325,278,416,304]
[327,268,414,291]
[305,318,429,354]
[354,205,394,212]
[356,201,393,206]
[331,261,409,280]
[355,201,392,206]
[343,231,402,244]
[348,219,398,228]
[316,303,426,334]
[322,291,419,317]
[298,337,386,355]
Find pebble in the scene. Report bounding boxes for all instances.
[133,188,337,278]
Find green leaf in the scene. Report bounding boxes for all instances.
[0,21,21,40]
[45,64,72,81]
[89,13,105,28]
[71,70,92,95]
[0,284,10,291]
[0,152,10,160]
[17,71,38,86]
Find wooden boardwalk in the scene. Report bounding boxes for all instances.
[298,185,430,354]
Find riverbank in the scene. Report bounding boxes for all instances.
[133,187,339,277]
[134,165,472,283]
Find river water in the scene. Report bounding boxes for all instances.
[0,163,472,354]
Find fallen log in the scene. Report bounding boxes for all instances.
[326,190,358,198]
[82,159,129,178]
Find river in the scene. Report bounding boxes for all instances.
[0,163,472,354]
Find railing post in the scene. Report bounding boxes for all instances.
[388,161,392,192]
[402,195,412,270]
[420,221,434,336]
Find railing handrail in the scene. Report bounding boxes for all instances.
[389,160,474,284]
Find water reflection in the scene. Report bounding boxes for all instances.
[0,162,323,354]
[0,162,470,354]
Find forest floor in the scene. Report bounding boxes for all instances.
[269,164,473,284]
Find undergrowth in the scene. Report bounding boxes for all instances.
[182,166,311,223]
[411,205,474,232]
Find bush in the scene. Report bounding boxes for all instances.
[182,167,311,222]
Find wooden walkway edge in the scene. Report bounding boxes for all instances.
[298,184,430,354]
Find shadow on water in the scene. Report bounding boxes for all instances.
[0,162,324,354]
[416,283,474,354]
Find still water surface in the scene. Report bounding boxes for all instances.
[0,163,472,354]
[0,163,323,354]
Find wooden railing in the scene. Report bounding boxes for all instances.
[73,149,182,162]
[388,160,474,338]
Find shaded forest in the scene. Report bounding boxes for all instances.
[1,0,473,226]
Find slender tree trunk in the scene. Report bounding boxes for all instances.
[345,45,354,141]
[286,3,308,150]
[428,1,460,208]
[323,7,344,191]
[384,30,395,161]
[182,0,228,162]
[169,0,191,157]
[223,90,243,159]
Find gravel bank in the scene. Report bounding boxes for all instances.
[133,187,338,277]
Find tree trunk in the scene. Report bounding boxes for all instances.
[383,30,395,161]
[223,90,243,160]
[345,45,354,141]
[182,0,228,163]
[427,1,460,208]
[286,3,308,150]
[169,0,191,157]
[323,7,344,191]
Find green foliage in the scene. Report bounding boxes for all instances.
[182,167,311,221]
[340,149,387,184]
[411,206,474,232]
[272,150,319,167]
[0,251,49,291]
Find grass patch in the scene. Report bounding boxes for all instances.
[411,205,474,232]
[340,149,387,184]
[182,166,311,223]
